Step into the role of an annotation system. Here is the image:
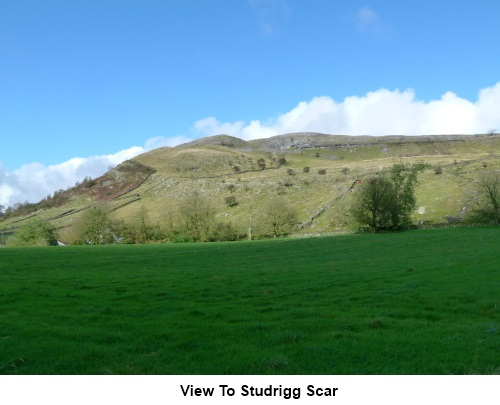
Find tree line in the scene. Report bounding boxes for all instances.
[0,176,97,221]
[3,164,500,247]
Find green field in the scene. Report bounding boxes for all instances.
[1,226,499,374]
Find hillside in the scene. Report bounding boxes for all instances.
[1,132,499,243]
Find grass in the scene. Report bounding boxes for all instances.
[0,226,499,374]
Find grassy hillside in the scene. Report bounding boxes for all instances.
[1,227,499,374]
[1,133,499,243]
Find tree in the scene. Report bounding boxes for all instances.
[351,163,427,232]
[74,206,119,245]
[7,217,58,246]
[468,172,500,224]
[387,163,427,229]
[350,177,396,232]
[178,192,215,242]
[264,200,298,237]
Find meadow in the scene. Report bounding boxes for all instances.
[0,226,499,374]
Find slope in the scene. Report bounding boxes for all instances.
[1,133,499,243]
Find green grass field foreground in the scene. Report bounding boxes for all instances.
[1,226,499,374]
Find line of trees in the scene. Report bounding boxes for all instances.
[5,163,500,246]
[0,177,98,222]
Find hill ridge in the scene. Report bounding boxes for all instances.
[1,132,499,243]
[179,132,498,151]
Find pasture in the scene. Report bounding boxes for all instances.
[0,226,499,374]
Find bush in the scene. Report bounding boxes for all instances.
[264,200,298,237]
[210,222,240,242]
[225,196,238,207]
[286,168,296,176]
[277,157,287,166]
[318,169,326,175]
[434,166,443,175]
[303,166,310,173]
[7,217,58,247]
[73,207,121,245]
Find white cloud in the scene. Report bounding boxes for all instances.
[193,83,500,139]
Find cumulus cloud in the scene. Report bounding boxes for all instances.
[194,83,500,139]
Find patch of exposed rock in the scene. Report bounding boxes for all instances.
[178,132,498,152]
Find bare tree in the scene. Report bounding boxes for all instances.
[470,172,500,224]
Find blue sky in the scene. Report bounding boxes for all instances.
[1,0,500,207]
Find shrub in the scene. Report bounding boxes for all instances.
[434,166,443,175]
[210,222,240,241]
[286,168,296,176]
[224,196,238,207]
[318,169,326,175]
[73,207,121,245]
[263,200,298,237]
[277,157,287,166]
[7,217,58,247]
[303,166,310,173]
